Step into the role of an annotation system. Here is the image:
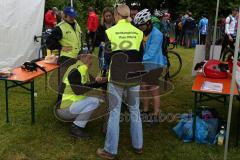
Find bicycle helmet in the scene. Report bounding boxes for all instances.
[203,60,228,79]
[134,9,151,25]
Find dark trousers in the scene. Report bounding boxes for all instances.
[180,31,185,46]
[184,31,193,48]
[200,34,207,45]
[220,34,236,58]
[175,30,182,45]
[86,31,96,52]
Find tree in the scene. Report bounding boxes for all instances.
[46,0,239,57]
[178,0,240,58]
[45,0,115,33]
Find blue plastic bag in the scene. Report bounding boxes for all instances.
[192,39,198,47]
[173,114,210,144]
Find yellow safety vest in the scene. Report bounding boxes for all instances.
[58,20,82,58]
[60,61,90,109]
[105,19,143,85]
[106,19,143,52]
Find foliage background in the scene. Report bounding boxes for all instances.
[45,0,240,27]
[45,0,239,55]
[45,0,116,33]
[125,0,240,21]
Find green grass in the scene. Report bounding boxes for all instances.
[0,47,240,160]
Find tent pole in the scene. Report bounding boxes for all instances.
[224,6,240,160]
[211,0,220,59]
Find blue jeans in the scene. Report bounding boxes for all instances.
[104,83,143,155]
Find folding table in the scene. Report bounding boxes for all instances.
[192,73,238,141]
[0,60,59,124]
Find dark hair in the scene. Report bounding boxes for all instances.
[232,7,239,12]
[202,13,207,18]
[130,2,140,11]
[130,5,139,11]
[88,7,94,12]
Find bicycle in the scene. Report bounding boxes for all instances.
[168,38,177,50]
[34,29,52,59]
[164,50,182,79]
[221,45,240,62]
[162,37,182,79]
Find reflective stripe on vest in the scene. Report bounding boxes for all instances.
[59,20,82,58]
[60,61,90,109]
[106,19,143,52]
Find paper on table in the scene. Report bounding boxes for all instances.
[201,81,223,92]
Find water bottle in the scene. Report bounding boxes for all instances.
[82,43,89,54]
[217,126,225,146]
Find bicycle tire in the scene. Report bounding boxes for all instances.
[167,50,182,78]
[221,48,234,62]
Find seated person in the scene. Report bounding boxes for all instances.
[56,54,107,138]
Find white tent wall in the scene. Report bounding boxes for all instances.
[0,0,45,69]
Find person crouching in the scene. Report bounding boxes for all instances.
[56,54,107,138]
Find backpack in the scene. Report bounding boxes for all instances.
[185,18,195,30]
[227,16,233,25]
[178,21,183,31]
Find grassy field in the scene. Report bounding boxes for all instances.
[0,47,240,160]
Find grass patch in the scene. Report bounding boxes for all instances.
[0,47,240,160]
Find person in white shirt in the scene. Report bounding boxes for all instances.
[221,8,239,57]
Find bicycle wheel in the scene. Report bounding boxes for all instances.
[221,48,234,62]
[167,51,182,78]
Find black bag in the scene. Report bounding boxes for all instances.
[21,61,47,73]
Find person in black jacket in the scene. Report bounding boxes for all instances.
[95,7,115,77]
[183,12,195,48]
[46,7,82,104]
[94,7,115,134]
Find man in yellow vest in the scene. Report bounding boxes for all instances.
[56,54,107,138]
[46,6,82,103]
[46,6,82,64]
[97,4,144,159]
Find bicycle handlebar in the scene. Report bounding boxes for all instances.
[34,30,52,43]
[34,35,42,42]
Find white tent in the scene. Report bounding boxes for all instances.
[0,0,45,69]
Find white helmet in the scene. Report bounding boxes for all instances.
[134,9,151,25]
